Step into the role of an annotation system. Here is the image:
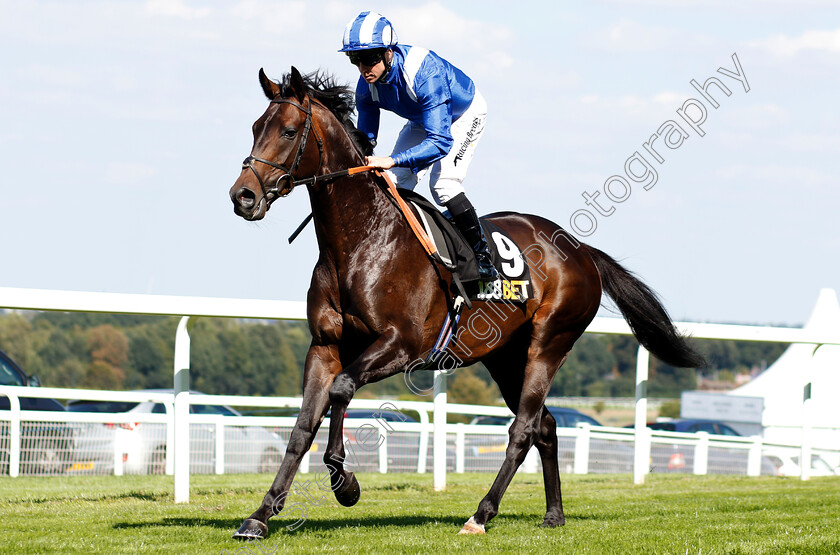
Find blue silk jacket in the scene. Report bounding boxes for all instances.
[355,44,476,172]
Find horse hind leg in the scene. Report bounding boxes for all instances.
[461,332,576,534]
[534,405,565,527]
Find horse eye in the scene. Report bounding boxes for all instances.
[282,128,297,139]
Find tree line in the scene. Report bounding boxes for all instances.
[0,310,786,404]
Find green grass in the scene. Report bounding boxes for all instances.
[1,472,839,554]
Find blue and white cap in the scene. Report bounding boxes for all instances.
[339,11,398,52]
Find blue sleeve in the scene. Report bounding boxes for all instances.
[355,81,380,145]
[391,71,454,172]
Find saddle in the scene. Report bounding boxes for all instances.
[399,188,478,281]
[397,188,533,305]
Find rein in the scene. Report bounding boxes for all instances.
[285,164,378,189]
[284,164,376,244]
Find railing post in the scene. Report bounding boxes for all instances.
[801,380,813,481]
[2,391,22,478]
[164,402,175,475]
[416,408,430,474]
[433,370,447,491]
[113,428,125,476]
[747,435,763,477]
[215,417,225,475]
[574,422,591,474]
[174,315,194,503]
[377,422,388,474]
[523,446,539,474]
[694,431,709,475]
[300,447,311,474]
[455,423,465,474]
[634,346,650,485]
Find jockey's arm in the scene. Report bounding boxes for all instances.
[364,102,452,171]
[358,105,391,168]
[388,100,453,172]
[356,84,381,149]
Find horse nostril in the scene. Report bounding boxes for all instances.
[236,188,256,209]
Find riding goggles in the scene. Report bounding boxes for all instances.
[347,49,386,67]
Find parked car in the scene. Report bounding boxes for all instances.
[634,419,777,475]
[468,407,633,474]
[763,448,840,477]
[644,419,742,436]
[469,407,602,428]
[0,347,73,475]
[66,390,285,475]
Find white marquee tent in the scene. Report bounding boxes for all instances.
[731,289,840,460]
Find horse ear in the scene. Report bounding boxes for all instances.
[259,68,281,100]
[289,66,307,103]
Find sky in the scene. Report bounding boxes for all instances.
[1,0,838,327]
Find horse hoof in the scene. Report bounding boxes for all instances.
[541,515,566,528]
[335,471,361,507]
[458,516,486,535]
[233,518,268,540]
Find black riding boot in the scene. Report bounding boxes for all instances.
[446,193,499,281]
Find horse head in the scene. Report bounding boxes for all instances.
[229,67,324,221]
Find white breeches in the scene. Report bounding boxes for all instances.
[385,90,487,206]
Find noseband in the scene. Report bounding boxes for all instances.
[242,96,324,202]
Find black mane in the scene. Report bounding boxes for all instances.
[277,70,374,157]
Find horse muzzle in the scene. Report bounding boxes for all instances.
[230,185,269,221]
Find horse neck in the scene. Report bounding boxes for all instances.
[307,131,403,265]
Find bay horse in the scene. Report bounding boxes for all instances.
[228,67,704,538]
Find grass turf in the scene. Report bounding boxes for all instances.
[1,472,838,554]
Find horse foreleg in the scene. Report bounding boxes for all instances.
[323,329,411,507]
[234,345,339,540]
[323,370,361,508]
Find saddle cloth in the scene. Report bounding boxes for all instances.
[397,188,533,303]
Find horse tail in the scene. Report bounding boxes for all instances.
[587,246,706,368]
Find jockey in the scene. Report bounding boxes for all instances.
[340,10,499,280]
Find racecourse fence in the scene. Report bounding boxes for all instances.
[2,386,838,479]
[2,286,840,501]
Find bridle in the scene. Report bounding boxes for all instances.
[241,96,324,203]
[242,94,378,209]
[238,91,380,244]
[239,90,437,256]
